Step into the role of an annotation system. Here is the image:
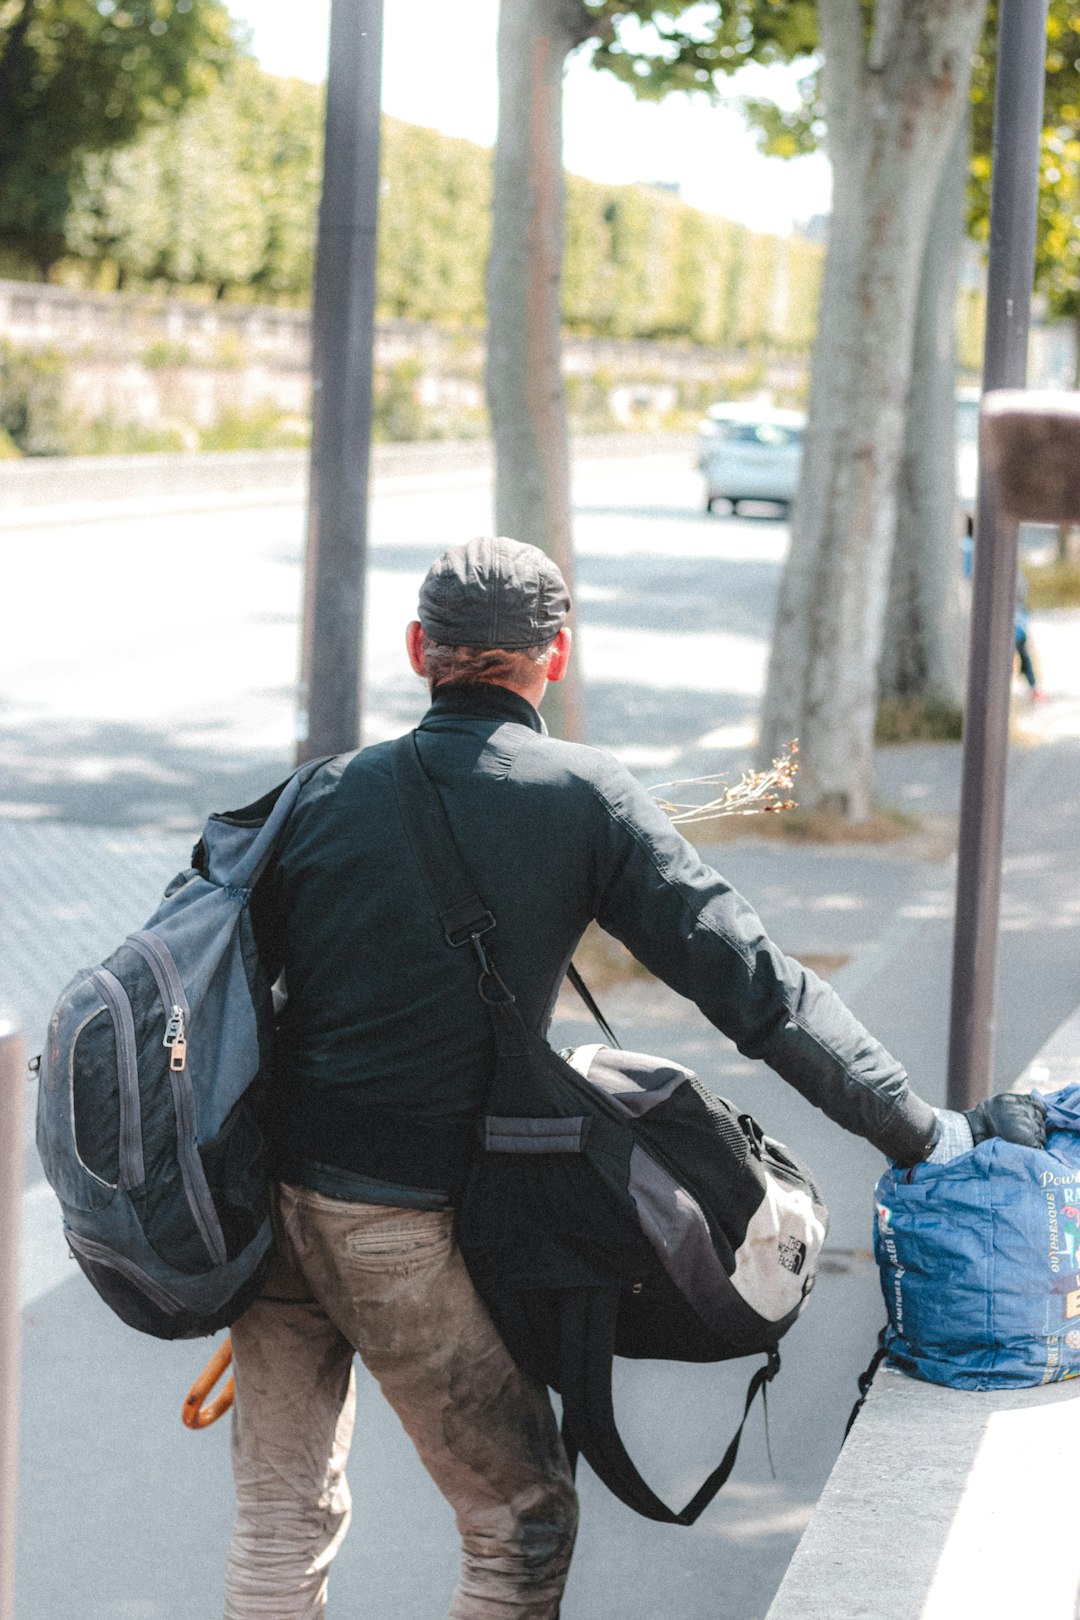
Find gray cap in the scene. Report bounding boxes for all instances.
[417,536,571,649]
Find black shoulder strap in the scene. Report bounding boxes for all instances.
[390,731,619,1046]
[390,731,497,949]
[558,1288,780,1525]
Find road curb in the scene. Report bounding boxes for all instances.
[765,997,1080,1620]
[0,433,695,516]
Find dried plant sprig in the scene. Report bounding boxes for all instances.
[651,741,799,825]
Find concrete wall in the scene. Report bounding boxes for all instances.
[0,279,808,434]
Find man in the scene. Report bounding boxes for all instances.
[226,535,1043,1619]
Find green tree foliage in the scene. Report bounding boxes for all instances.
[562,175,820,344]
[59,57,823,346]
[67,56,321,293]
[725,0,1080,346]
[377,120,490,324]
[0,335,68,452]
[0,0,236,273]
[579,0,819,94]
[970,3,1080,347]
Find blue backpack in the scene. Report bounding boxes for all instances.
[35,759,326,1339]
[875,1086,1080,1388]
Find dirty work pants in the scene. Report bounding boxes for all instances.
[224,1184,578,1619]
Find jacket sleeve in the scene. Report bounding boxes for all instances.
[586,758,938,1167]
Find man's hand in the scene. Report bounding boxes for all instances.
[964,1092,1047,1151]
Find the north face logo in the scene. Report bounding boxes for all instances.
[777,1235,807,1276]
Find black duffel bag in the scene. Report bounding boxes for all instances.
[392,731,828,1525]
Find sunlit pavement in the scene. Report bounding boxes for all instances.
[4,453,1080,1620]
[0,452,786,825]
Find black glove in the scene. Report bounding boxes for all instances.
[964,1092,1047,1151]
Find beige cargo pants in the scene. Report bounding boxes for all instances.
[224,1184,578,1619]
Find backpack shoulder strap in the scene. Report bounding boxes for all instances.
[196,755,333,890]
[558,1287,780,1526]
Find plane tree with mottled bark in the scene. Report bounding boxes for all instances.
[486,0,818,741]
[597,2,988,813]
[742,4,1080,716]
[486,0,595,742]
[753,0,985,818]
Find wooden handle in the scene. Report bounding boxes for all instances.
[182,1337,234,1430]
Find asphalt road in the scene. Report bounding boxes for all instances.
[5,450,1080,1620]
[0,450,781,828]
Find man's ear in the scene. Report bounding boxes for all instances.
[545,626,572,684]
[405,620,427,678]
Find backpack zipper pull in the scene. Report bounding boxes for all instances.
[163,1006,187,1071]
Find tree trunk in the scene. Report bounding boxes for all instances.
[878,113,969,714]
[758,0,987,818]
[487,0,591,741]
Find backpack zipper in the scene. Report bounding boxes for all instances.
[128,930,190,1023]
[163,1005,187,1071]
[88,967,146,1191]
[125,932,228,1269]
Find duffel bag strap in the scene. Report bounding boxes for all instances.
[390,732,618,1044]
[390,732,499,958]
[558,1287,780,1526]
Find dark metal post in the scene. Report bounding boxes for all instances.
[0,1024,25,1620]
[297,0,385,763]
[945,0,1049,1109]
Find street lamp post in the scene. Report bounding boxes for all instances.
[297,0,385,763]
[945,0,1050,1109]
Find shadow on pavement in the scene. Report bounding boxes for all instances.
[579,553,779,639]
[582,681,758,755]
[0,682,763,830]
[0,719,293,828]
[367,542,781,641]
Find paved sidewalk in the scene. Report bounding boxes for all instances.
[5,736,1079,1620]
[4,454,1079,1616]
[7,724,1080,1261]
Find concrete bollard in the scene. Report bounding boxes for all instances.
[0,1024,25,1620]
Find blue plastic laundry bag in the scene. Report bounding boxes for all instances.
[874,1087,1080,1389]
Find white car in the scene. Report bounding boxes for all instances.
[700,392,984,526]
[697,403,806,515]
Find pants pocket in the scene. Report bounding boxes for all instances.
[343,1209,453,1264]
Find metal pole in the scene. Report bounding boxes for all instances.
[945,0,1049,1110]
[0,1024,25,1620]
[297,0,385,763]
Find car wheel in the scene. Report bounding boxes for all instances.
[705,494,718,514]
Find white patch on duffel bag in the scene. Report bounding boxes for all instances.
[729,1172,826,1321]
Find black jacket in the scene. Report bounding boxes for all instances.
[262,683,937,1203]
